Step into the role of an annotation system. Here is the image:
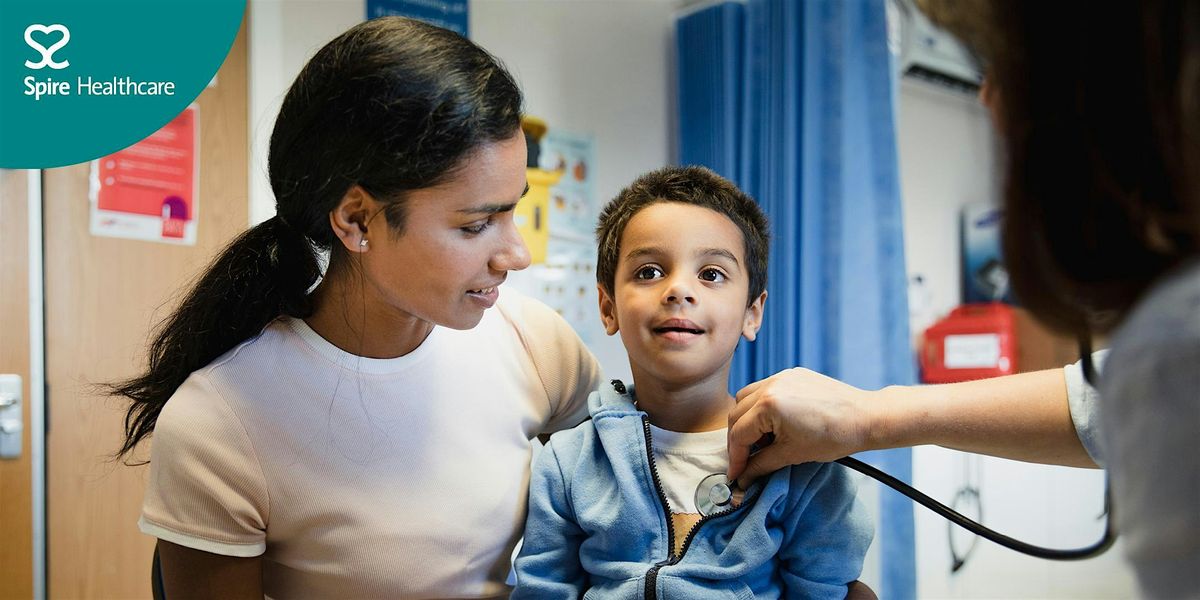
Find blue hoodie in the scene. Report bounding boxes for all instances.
[513,381,873,599]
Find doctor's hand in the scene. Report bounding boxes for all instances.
[727,368,880,487]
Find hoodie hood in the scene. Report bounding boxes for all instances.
[587,378,639,417]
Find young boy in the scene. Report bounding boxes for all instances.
[512,166,872,599]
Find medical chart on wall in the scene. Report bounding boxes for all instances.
[509,130,601,344]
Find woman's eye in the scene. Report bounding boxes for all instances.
[699,268,726,283]
[461,219,492,235]
[635,266,664,280]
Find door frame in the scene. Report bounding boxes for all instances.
[29,169,47,600]
[28,169,45,600]
[6,168,47,599]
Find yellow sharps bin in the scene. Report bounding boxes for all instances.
[517,168,560,265]
[515,116,560,265]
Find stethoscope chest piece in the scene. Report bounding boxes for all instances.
[695,472,737,517]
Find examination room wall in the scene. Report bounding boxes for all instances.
[896,79,1138,598]
[245,1,1138,597]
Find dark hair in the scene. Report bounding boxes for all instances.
[112,17,522,460]
[920,0,1200,335]
[596,165,770,305]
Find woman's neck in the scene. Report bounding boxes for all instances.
[629,366,734,433]
[304,267,433,359]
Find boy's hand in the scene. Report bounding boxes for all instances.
[727,368,876,487]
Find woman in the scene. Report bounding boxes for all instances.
[113,17,600,598]
[728,2,1200,597]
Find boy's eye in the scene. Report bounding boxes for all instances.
[699,268,726,283]
[635,266,664,280]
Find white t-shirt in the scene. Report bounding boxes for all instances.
[649,424,729,514]
[138,288,601,599]
[1064,350,1108,466]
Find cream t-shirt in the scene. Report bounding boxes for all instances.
[139,288,601,599]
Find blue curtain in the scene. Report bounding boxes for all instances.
[678,1,916,598]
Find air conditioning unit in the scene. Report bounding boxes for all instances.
[891,0,982,93]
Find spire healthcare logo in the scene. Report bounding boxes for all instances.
[22,19,178,102]
[24,24,70,69]
[1,0,245,168]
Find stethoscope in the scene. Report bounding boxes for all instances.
[695,343,1116,562]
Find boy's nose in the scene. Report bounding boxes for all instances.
[663,280,696,305]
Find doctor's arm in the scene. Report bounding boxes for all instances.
[728,364,1097,485]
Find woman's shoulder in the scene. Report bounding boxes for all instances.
[154,369,248,446]
[196,317,297,372]
[1109,258,1200,365]
[488,286,600,387]
[164,319,303,418]
[491,286,571,336]
[1100,257,1199,471]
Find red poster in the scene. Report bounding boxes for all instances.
[90,105,198,244]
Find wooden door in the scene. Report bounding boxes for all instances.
[0,169,34,599]
[42,17,248,598]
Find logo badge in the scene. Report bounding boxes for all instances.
[25,24,71,70]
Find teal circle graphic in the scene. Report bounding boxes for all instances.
[0,0,245,168]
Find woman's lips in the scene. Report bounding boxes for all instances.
[466,286,499,308]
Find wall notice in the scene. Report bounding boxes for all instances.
[89,105,198,245]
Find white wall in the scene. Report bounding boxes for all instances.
[247,0,676,380]
[896,78,1138,598]
[472,0,679,382]
[248,1,362,226]
[474,0,675,214]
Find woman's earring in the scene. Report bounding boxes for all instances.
[359,238,368,249]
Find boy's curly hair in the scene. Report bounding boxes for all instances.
[596,166,769,306]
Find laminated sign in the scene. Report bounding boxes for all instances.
[89,106,198,245]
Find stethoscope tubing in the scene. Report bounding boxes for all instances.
[835,455,1116,561]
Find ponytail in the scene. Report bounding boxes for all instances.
[112,216,320,461]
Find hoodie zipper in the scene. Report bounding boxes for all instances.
[640,414,676,599]
[677,484,759,558]
[639,411,762,598]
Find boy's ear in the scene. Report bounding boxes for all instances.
[597,284,620,336]
[741,291,767,342]
[329,185,376,253]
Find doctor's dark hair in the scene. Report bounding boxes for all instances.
[920,0,1200,335]
[112,16,522,460]
[595,166,770,306]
